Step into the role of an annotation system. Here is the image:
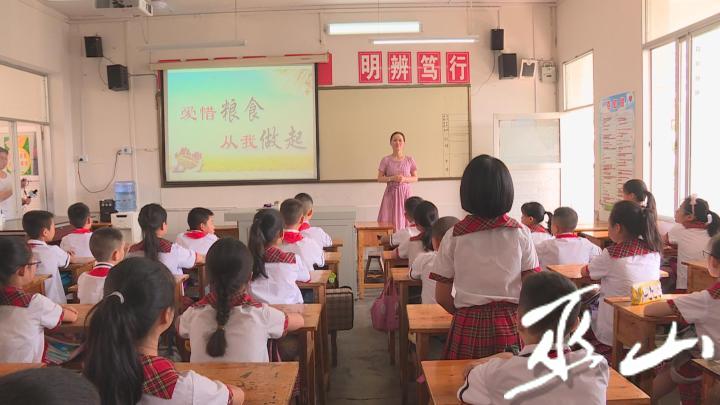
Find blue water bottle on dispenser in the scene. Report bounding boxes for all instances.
[114,181,137,212]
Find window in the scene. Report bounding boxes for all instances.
[563,52,594,110]
[646,0,720,42]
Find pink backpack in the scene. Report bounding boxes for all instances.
[371,281,399,332]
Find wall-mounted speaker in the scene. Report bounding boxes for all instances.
[84,36,103,58]
[498,53,517,79]
[107,64,129,91]
[491,29,504,51]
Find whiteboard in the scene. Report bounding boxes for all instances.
[318,86,471,181]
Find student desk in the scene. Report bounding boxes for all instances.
[421,359,650,404]
[175,362,299,405]
[0,363,44,377]
[322,251,340,287]
[576,222,609,233]
[214,225,239,239]
[67,260,95,284]
[684,260,715,293]
[297,270,331,393]
[354,221,394,299]
[393,268,422,399]
[26,274,51,295]
[90,221,112,230]
[692,359,720,403]
[382,250,408,284]
[324,238,343,253]
[406,304,453,405]
[548,264,669,288]
[605,295,683,393]
[580,230,611,248]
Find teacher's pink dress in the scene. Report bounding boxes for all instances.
[377,155,417,230]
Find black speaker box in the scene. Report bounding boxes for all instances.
[84,36,103,58]
[107,64,129,91]
[491,29,504,51]
[498,53,517,79]
[99,199,117,223]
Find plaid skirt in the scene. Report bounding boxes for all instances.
[582,327,613,364]
[444,302,521,360]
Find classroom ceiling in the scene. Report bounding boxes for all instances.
[40,0,555,19]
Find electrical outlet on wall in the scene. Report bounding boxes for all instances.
[118,146,133,155]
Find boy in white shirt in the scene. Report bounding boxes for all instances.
[536,207,601,271]
[410,216,459,304]
[380,196,423,247]
[77,227,125,305]
[294,193,333,248]
[460,271,609,405]
[279,198,324,275]
[175,207,219,256]
[59,202,93,259]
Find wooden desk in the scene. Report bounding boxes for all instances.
[26,274,51,296]
[684,260,715,293]
[186,264,207,298]
[580,230,611,248]
[407,304,453,405]
[606,295,683,393]
[422,359,650,404]
[692,359,720,403]
[90,221,112,230]
[323,251,341,287]
[175,362,298,405]
[214,225,239,239]
[275,304,321,405]
[393,268,422,403]
[324,238,343,253]
[67,261,95,284]
[576,222,609,233]
[174,274,190,312]
[298,270,331,397]
[382,250,408,284]
[0,363,44,377]
[354,221,394,299]
[548,264,669,288]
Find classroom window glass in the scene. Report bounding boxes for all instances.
[563,53,594,110]
[646,0,720,42]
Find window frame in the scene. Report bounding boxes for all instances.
[562,51,594,112]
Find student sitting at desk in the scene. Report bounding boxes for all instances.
[645,235,720,405]
[398,200,438,267]
[379,196,423,247]
[179,238,304,363]
[536,207,601,271]
[77,227,125,305]
[294,192,333,248]
[60,202,93,259]
[175,207,219,256]
[0,238,77,363]
[459,272,609,404]
[520,202,554,246]
[83,257,244,405]
[279,199,324,275]
[409,216,459,304]
[622,179,657,217]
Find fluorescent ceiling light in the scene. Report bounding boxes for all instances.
[372,37,478,45]
[326,21,421,36]
[141,40,246,51]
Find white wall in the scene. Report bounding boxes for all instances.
[0,0,75,215]
[556,0,644,217]
[69,5,557,234]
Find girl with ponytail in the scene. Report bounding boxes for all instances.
[520,202,554,246]
[247,209,306,304]
[179,238,304,362]
[581,200,662,361]
[398,200,438,266]
[666,195,720,290]
[128,203,202,275]
[83,257,243,405]
[622,179,658,216]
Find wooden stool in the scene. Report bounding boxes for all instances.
[364,254,385,285]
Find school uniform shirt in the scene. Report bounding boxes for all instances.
[390,225,420,247]
[128,239,196,276]
[397,234,428,267]
[175,231,219,256]
[300,223,333,248]
[668,282,720,359]
[536,233,602,271]
[280,230,324,274]
[138,354,233,405]
[431,215,541,308]
[178,291,288,363]
[0,286,63,363]
[76,262,113,305]
[668,223,712,290]
[28,239,69,304]
[588,240,661,346]
[59,228,93,258]
[409,251,437,304]
[249,246,308,304]
[527,224,554,246]
[458,345,609,405]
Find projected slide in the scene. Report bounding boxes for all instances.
[164,65,317,183]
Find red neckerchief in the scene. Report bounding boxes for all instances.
[453,214,522,236]
[607,239,653,258]
[140,354,178,399]
[707,282,720,300]
[555,233,579,239]
[283,230,304,244]
[71,228,92,234]
[528,224,549,234]
[184,230,207,240]
[683,221,708,230]
[298,222,310,232]
[193,291,262,309]
[410,232,425,242]
[0,286,33,307]
[264,246,296,264]
[87,262,113,277]
[129,239,173,254]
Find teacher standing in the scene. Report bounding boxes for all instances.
[377,131,418,230]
